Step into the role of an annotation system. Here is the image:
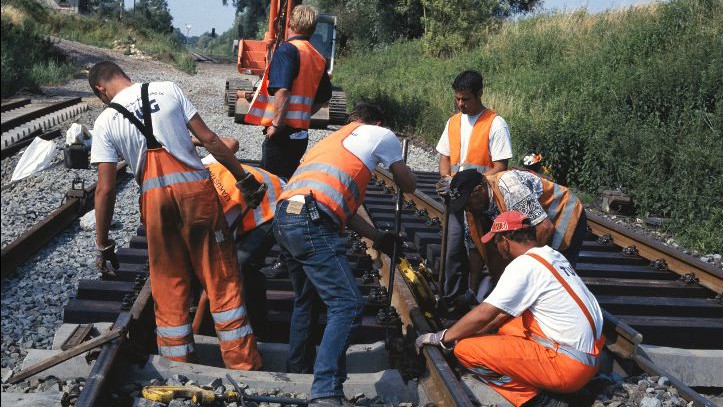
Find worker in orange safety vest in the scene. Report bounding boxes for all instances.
[435,70,513,309]
[245,4,332,180]
[89,61,264,370]
[416,211,604,407]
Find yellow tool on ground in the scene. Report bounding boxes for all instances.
[141,385,240,405]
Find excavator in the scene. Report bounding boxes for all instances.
[224,0,347,126]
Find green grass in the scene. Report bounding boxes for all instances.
[335,0,722,252]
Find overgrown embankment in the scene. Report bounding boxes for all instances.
[335,0,722,251]
[1,0,194,97]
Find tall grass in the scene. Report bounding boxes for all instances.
[335,0,722,252]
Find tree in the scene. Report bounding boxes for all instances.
[135,0,173,34]
[222,0,268,39]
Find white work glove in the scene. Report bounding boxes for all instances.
[435,175,452,197]
[415,329,450,354]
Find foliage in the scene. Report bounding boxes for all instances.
[1,4,75,96]
[335,0,723,251]
[223,0,268,40]
[132,0,174,34]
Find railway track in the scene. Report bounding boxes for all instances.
[1,97,88,158]
[4,164,721,406]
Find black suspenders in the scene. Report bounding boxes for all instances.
[108,83,162,149]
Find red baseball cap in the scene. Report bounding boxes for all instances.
[481,211,532,243]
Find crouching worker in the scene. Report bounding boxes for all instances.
[89,61,263,370]
[416,211,604,407]
[273,103,417,406]
[200,149,284,338]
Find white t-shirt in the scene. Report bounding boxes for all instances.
[90,82,202,182]
[436,112,513,163]
[484,246,603,353]
[341,124,404,171]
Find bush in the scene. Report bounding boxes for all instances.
[336,0,723,251]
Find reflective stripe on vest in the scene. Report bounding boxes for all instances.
[486,171,582,251]
[217,324,253,342]
[244,40,326,129]
[142,169,210,194]
[450,163,491,173]
[448,109,496,174]
[208,164,282,237]
[279,122,371,228]
[158,343,195,358]
[156,324,192,338]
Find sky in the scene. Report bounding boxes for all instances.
[124,0,660,38]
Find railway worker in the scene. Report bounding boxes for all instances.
[245,4,332,180]
[88,61,264,370]
[416,211,604,407]
[200,146,285,337]
[273,102,417,407]
[435,69,513,307]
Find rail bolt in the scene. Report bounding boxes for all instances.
[403,200,416,210]
[415,208,428,218]
[622,245,639,256]
[680,273,699,285]
[597,234,613,245]
[649,259,668,271]
[425,217,440,227]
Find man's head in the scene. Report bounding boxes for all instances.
[447,169,490,213]
[289,5,318,37]
[348,102,384,126]
[481,211,536,260]
[88,61,131,104]
[452,70,484,115]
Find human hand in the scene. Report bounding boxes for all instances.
[414,329,449,354]
[372,230,404,261]
[236,173,267,208]
[435,175,452,197]
[95,239,119,275]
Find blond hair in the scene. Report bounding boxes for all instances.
[289,5,318,37]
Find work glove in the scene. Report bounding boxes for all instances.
[236,172,268,209]
[372,230,404,261]
[415,329,450,354]
[95,239,119,275]
[435,175,452,197]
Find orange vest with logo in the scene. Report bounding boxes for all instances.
[208,163,283,237]
[244,39,326,129]
[448,109,496,174]
[279,122,371,229]
[485,171,583,251]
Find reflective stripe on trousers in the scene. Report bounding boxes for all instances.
[530,334,597,367]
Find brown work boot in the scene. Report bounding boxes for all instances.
[308,396,354,407]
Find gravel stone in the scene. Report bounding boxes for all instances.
[641,396,663,407]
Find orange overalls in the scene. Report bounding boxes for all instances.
[108,83,261,370]
[454,253,605,406]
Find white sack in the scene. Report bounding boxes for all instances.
[79,209,120,231]
[65,123,93,147]
[11,137,59,182]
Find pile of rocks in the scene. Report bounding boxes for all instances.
[591,373,692,407]
[1,375,85,406]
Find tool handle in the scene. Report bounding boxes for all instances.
[387,138,409,310]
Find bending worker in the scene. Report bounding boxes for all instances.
[435,70,512,306]
[416,211,604,407]
[273,103,416,407]
[245,4,332,179]
[89,61,264,369]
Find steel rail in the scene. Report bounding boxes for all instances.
[1,128,61,159]
[1,162,129,278]
[587,213,723,294]
[1,97,82,133]
[1,98,31,113]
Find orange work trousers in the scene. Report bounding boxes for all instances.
[139,148,262,370]
[454,311,601,406]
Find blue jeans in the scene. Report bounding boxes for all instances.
[443,208,470,301]
[236,221,275,337]
[273,200,365,400]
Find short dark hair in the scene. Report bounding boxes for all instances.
[494,225,536,243]
[452,70,484,94]
[88,61,129,92]
[348,102,384,125]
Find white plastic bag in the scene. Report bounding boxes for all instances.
[65,123,93,148]
[11,137,59,182]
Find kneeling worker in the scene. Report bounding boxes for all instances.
[273,103,417,406]
[416,211,604,407]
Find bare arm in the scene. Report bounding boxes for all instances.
[534,218,555,246]
[390,161,417,193]
[443,302,510,342]
[484,159,508,176]
[439,154,451,177]
[347,214,378,240]
[191,135,239,153]
[95,163,117,248]
[187,114,246,181]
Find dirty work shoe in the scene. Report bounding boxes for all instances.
[308,397,354,407]
[521,391,570,407]
[261,260,289,279]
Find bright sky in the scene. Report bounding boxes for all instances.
[124,0,660,38]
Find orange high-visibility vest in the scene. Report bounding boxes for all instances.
[244,39,326,129]
[208,163,283,238]
[448,109,496,174]
[279,122,370,229]
[485,171,583,251]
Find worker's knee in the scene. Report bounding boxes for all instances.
[453,337,490,367]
